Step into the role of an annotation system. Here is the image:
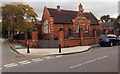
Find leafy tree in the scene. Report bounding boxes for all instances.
[113,15,120,30]
[100,15,110,22]
[2,3,38,40]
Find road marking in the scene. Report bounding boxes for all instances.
[70,56,108,68]
[82,59,97,65]
[4,63,18,68]
[0,68,1,69]
[97,56,108,60]
[19,60,31,65]
[44,56,54,59]
[32,58,43,62]
[55,55,62,58]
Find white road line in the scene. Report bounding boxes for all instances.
[44,56,54,59]
[70,56,108,68]
[19,60,31,65]
[32,58,43,62]
[82,59,97,65]
[97,56,108,60]
[4,63,18,68]
[55,55,62,58]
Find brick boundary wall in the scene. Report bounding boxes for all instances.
[59,28,99,48]
[64,39,81,47]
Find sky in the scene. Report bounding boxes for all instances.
[1,0,120,21]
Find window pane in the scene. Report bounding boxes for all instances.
[43,20,49,34]
[76,25,79,33]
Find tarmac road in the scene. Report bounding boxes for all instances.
[2,45,118,72]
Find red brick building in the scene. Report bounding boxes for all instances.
[99,18,115,35]
[40,4,99,40]
[35,3,99,47]
[15,3,100,48]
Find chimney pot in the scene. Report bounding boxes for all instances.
[79,3,84,13]
[57,5,60,11]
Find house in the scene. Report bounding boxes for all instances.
[99,18,115,35]
[40,3,99,40]
[99,22,114,34]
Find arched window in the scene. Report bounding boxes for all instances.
[43,20,49,34]
[76,24,79,33]
[85,25,89,33]
[68,28,72,37]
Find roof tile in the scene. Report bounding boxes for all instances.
[47,8,99,25]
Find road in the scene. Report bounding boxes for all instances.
[1,39,39,73]
[0,39,20,73]
[2,39,25,65]
[2,44,118,72]
[1,39,41,65]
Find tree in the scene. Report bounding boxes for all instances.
[2,3,38,40]
[100,15,110,22]
[113,15,120,30]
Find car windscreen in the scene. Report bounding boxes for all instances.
[100,35,108,39]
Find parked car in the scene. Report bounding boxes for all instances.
[118,35,120,40]
[99,34,120,47]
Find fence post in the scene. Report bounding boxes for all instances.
[79,28,83,45]
[32,28,38,48]
[49,17,54,47]
[93,28,98,44]
[59,28,64,48]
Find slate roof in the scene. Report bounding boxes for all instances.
[47,8,99,25]
[100,22,114,27]
[84,12,99,25]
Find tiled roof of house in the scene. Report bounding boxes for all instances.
[47,8,99,25]
[47,8,77,24]
[84,12,99,25]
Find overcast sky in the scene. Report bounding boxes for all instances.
[1,0,119,21]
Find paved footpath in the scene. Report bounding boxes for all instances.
[9,42,99,57]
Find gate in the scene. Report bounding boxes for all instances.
[38,40,59,48]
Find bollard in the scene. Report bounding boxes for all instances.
[59,44,61,53]
[27,44,30,53]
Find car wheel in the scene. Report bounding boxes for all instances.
[110,42,113,47]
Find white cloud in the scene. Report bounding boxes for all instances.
[25,2,118,20]
[111,14,118,18]
[2,0,119,2]
[1,1,119,20]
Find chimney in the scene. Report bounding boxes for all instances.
[57,5,60,11]
[79,3,84,13]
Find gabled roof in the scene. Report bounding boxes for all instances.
[47,7,99,25]
[47,8,78,24]
[84,12,99,25]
